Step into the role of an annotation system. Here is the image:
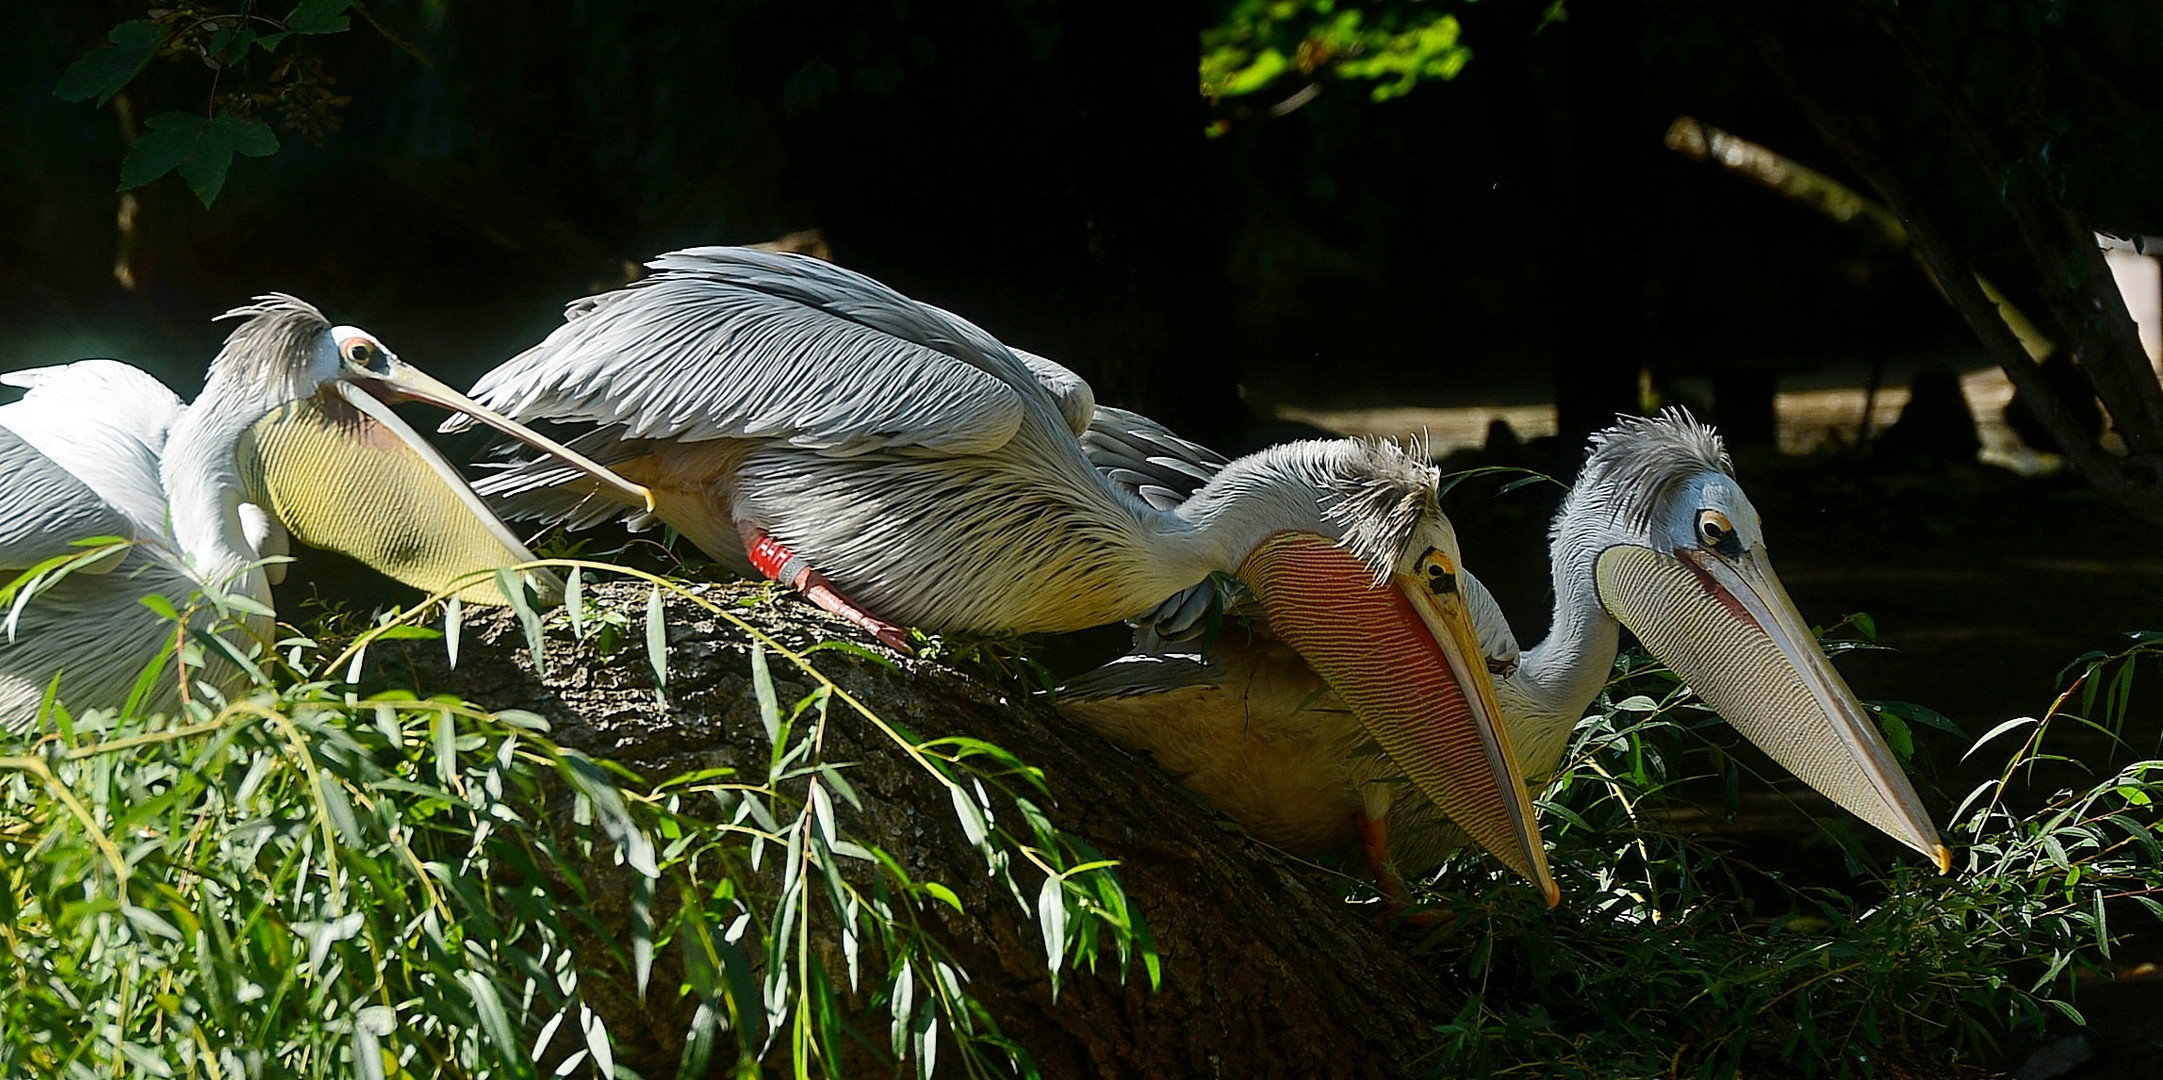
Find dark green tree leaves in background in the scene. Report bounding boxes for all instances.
[54,0,364,206]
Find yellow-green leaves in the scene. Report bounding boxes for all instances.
[1201,0,1473,111]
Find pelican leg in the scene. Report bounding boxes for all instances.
[1358,813,1446,928]
[736,522,915,654]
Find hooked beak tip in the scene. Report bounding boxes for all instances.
[1932,843,1954,875]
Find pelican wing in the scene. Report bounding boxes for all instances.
[455,247,1057,457]
[1012,348,1097,438]
[1081,405,1229,511]
[1058,650,1223,700]
[0,360,181,532]
[1,359,186,452]
[0,426,147,571]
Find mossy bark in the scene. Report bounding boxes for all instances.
[387,581,1458,1080]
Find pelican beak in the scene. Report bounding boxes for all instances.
[236,379,582,606]
[1240,532,1558,906]
[1595,544,1952,872]
[358,361,654,513]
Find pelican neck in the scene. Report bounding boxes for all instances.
[161,373,282,592]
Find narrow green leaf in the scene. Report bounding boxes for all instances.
[1964,715,2040,762]
[645,583,668,705]
[578,1005,615,1080]
[889,963,916,1055]
[948,785,988,848]
[463,970,539,1078]
[315,772,363,846]
[749,642,783,749]
[432,706,458,787]
[499,567,548,676]
[1036,876,1067,972]
[564,567,585,639]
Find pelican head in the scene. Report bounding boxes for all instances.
[210,295,652,604]
[1568,409,1950,871]
[1228,440,1556,904]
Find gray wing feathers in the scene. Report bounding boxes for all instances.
[1081,406,1228,511]
[0,553,203,731]
[472,425,664,530]
[1057,650,1225,701]
[0,361,178,531]
[1,360,185,452]
[0,428,139,571]
[461,247,1054,458]
[1013,349,1097,438]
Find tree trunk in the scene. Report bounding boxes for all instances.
[388,582,1459,1079]
[1734,1,2163,527]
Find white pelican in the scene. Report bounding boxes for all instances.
[451,246,1557,902]
[0,295,651,729]
[1062,408,1952,882]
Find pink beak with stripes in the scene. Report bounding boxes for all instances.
[1239,531,1557,905]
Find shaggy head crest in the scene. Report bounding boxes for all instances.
[1566,407,1732,535]
[1322,436,1442,584]
[208,294,333,395]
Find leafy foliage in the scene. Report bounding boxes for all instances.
[1202,0,1477,109]
[0,561,1154,1078]
[1402,626,2163,1078]
[52,20,167,108]
[52,3,374,206]
[118,111,281,205]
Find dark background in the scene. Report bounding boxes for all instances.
[4,0,2159,853]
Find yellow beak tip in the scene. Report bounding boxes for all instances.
[1541,879,1562,909]
[1933,844,1955,875]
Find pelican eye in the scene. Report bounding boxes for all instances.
[341,338,387,371]
[1697,509,1742,557]
[1418,548,1458,594]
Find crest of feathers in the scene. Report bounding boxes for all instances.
[1323,437,1441,584]
[1565,407,1732,534]
[210,294,331,390]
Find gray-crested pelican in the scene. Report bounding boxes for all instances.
[452,246,1557,902]
[0,295,652,729]
[1062,408,1952,883]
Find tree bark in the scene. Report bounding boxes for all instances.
[386,582,1459,1079]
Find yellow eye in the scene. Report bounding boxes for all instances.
[1697,509,1738,554]
[1417,547,1458,594]
[341,338,382,368]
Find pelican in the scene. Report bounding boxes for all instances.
[1061,408,1952,883]
[452,246,1557,901]
[0,295,652,729]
